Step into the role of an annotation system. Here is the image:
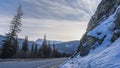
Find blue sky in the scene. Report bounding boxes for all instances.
[0,0,101,41]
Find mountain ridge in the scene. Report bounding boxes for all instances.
[0,35,79,54]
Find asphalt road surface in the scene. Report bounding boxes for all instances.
[0,58,66,68]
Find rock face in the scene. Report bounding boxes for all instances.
[78,0,120,56]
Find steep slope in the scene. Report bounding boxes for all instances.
[60,38,120,68]
[78,0,120,56]
[60,0,120,68]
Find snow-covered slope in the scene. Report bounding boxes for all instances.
[60,38,120,68]
[60,0,120,68]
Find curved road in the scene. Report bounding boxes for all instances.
[0,58,66,68]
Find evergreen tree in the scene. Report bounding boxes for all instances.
[22,36,29,58]
[52,44,57,57]
[1,5,23,58]
[48,44,52,57]
[52,44,61,57]
[42,34,48,57]
[34,43,38,57]
[38,47,43,58]
[31,42,34,58]
[54,48,59,57]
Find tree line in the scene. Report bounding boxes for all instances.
[20,35,70,58]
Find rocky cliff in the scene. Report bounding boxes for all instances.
[60,0,120,67]
[78,0,120,56]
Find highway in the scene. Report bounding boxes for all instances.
[0,58,66,68]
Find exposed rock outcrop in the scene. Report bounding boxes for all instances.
[78,0,120,56]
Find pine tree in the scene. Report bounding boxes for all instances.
[31,42,34,58]
[54,49,59,57]
[48,44,52,57]
[52,44,56,57]
[22,36,29,52]
[38,47,43,58]
[52,44,61,57]
[34,43,38,57]
[42,34,48,57]
[22,36,29,58]
[1,5,23,58]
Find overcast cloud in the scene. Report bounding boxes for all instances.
[0,0,101,41]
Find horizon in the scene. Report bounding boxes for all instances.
[0,0,101,42]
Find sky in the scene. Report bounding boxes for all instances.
[0,0,101,41]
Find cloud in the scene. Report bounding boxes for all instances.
[27,0,101,20]
[0,0,101,41]
[0,0,101,21]
[20,18,88,41]
[0,17,88,41]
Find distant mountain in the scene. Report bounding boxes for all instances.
[0,35,79,54]
[17,38,34,50]
[0,35,4,47]
[36,39,62,45]
[0,35,34,50]
[36,39,79,54]
[55,40,79,54]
